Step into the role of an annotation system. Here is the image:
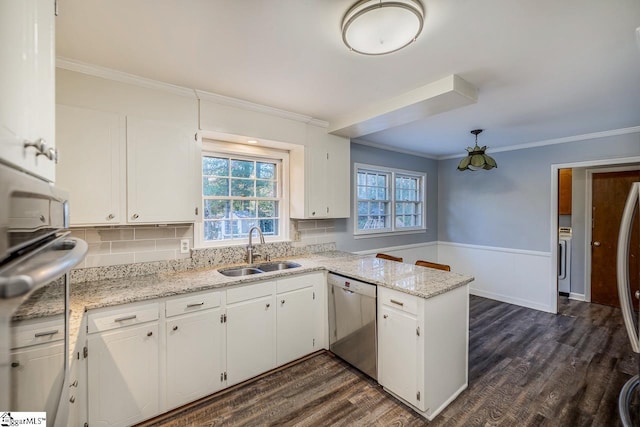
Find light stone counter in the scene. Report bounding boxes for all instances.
[12,251,474,360]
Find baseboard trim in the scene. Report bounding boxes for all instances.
[470,288,554,313]
[569,292,586,302]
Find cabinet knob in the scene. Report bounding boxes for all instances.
[107,213,115,220]
[69,396,75,403]
[23,138,47,154]
[266,303,270,309]
[11,362,20,368]
[147,331,153,337]
[311,211,316,216]
[281,299,285,305]
[635,290,640,300]
[173,326,178,331]
[383,314,388,319]
[39,215,46,223]
[70,380,78,387]
[132,213,139,220]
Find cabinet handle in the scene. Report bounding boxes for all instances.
[281,299,285,305]
[69,396,75,403]
[114,314,137,322]
[39,147,58,162]
[390,299,404,307]
[107,213,115,220]
[147,331,153,337]
[173,326,178,331]
[383,314,388,319]
[311,211,316,216]
[34,329,59,337]
[23,138,47,154]
[11,362,20,368]
[132,213,139,220]
[70,380,78,387]
[39,214,46,223]
[266,303,270,309]
[186,302,204,308]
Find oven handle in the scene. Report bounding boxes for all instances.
[0,235,88,299]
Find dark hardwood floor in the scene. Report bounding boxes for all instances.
[138,296,639,426]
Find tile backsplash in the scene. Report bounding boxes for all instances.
[70,224,193,268]
[291,219,337,245]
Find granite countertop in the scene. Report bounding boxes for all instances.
[12,251,474,359]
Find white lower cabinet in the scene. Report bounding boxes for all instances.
[87,304,160,427]
[378,304,420,408]
[226,281,277,385]
[80,271,328,426]
[165,297,224,409]
[377,285,469,421]
[276,273,324,365]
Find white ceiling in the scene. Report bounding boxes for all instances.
[56,0,640,157]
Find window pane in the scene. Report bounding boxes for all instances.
[358,202,369,215]
[231,159,255,178]
[258,201,277,218]
[377,188,386,200]
[232,200,256,218]
[203,157,228,176]
[230,179,254,197]
[357,173,365,185]
[256,162,275,179]
[204,200,230,220]
[203,177,229,196]
[258,219,278,235]
[256,180,276,197]
[204,220,230,241]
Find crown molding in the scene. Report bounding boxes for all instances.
[56,57,330,126]
[438,126,640,160]
[352,139,438,160]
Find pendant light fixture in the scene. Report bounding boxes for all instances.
[457,129,498,171]
[341,0,425,55]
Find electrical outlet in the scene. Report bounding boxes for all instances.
[180,239,190,254]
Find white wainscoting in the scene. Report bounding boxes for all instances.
[437,242,553,313]
[354,241,439,265]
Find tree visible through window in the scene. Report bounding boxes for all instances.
[355,164,425,235]
[202,155,280,241]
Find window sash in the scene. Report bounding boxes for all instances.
[201,152,283,243]
[354,164,426,235]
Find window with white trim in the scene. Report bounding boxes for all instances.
[199,143,288,245]
[355,163,426,235]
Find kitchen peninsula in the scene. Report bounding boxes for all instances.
[13,251,473,426]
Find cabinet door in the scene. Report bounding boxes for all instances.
[378,306,419,407]
[326,135,350,218]
[226,295,276,385]
[88,323,159,427]
[56,105,126,225]
[306,139,329,218]
[277,287,315,365]
[126,116,200,224]
[0,0,56,182]
[10,341,64,416]
[166,308,224,409]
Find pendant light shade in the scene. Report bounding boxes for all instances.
[342,0,425,55]
[457,130,497,171]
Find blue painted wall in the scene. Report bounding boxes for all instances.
[334,142,439,252]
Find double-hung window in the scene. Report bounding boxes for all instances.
[198,141,288,246]
[355,163,426,236]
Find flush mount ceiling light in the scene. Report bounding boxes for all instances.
[342,0,425,55]
[457,129,498,171]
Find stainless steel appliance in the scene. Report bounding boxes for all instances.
[616,181,640,426]
[0,162,87,425]
[558,227,572,295]
[328,272,377,379]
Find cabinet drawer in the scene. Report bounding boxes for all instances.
[276,274,316,294]
[88,302,159,334]
[226,281,275,305]
[166,291,221,317]
[11,316,65,349]
[379,287,418,315]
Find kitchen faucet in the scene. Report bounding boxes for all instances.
[246,226,268,264]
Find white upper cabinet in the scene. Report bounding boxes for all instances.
[56,105,126,225]
[290,125,350,219]
[0,0,56,182]
[126,116,200,224]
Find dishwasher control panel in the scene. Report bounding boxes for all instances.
[327,273,377,297]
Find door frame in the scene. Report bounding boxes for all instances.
[585,166,640,303]
[550,156,640,314]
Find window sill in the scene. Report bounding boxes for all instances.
[353,229,427,239]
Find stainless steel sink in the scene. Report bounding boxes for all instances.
[218,262,301,276]
[256,262,301,272]
[218,267,264,277]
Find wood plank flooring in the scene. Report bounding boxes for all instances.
[138,296,639,426]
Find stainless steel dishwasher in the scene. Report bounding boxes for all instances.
[328,272,377,379]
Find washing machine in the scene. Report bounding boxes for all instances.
[558,227,572,294]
